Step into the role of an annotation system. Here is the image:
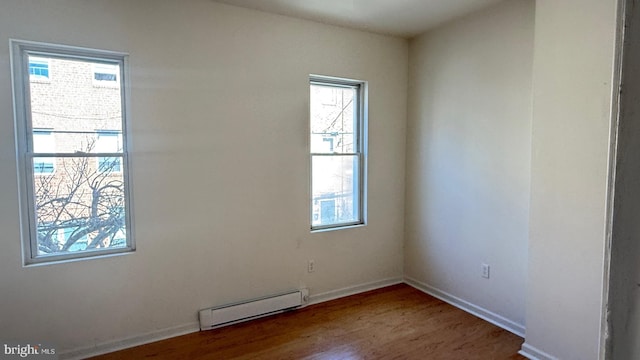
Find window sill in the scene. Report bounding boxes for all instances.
[24,247,134,267]
[311,222,366,233]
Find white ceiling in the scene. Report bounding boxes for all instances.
[212,0,504,38]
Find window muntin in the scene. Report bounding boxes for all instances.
[310,77,366,230]
[11,40,133,264]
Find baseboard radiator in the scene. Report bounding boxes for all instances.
[199,288,309,331]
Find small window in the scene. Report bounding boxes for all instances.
[29,57,49,79]
[93,63,119,85]
[11,40,133,265]
[310,76,367,230]
[96,131,123,173]
[33,129,55,174]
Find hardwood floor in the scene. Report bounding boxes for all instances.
[92,284,525,359]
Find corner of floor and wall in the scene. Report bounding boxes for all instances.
[406,0,624,359]
[0,0,628,359]
[403,0,533,343]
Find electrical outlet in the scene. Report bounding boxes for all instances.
[308,260,315,273]
[481,263,490,279]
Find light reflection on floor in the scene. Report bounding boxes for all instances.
[309,345,363,360]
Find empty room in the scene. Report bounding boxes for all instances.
[0,0,635,359]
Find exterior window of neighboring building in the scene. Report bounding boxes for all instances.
[11,40,133,265]
[92,63,119,84]
[33,129,55,174]
[29,57,49,79]
[96,131,122,173]
[310,76,367,230]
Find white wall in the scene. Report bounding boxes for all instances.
[405,0,534,332]
[0,0,408,355]
[523,0,620,359]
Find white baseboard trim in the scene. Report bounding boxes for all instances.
[58,322,200,360]
[60,277,526,359]
[404,277,525,338]
[518,342,559,360]
[57,278,402,359]
[308,277,404,305]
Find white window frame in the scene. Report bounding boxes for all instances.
[10,39,134,265]
[309,75,367,231]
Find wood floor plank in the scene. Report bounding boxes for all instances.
[91,284,525,359]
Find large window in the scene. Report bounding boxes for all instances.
[310,76,366,230]
[11,40,133,264]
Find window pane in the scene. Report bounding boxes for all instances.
[28,55,122,154]
[312,155,359,226]
[310,84,357,154]
[32,156,126,256]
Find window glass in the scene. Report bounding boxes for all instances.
[12,40,133,264]
[310,77,365,230]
